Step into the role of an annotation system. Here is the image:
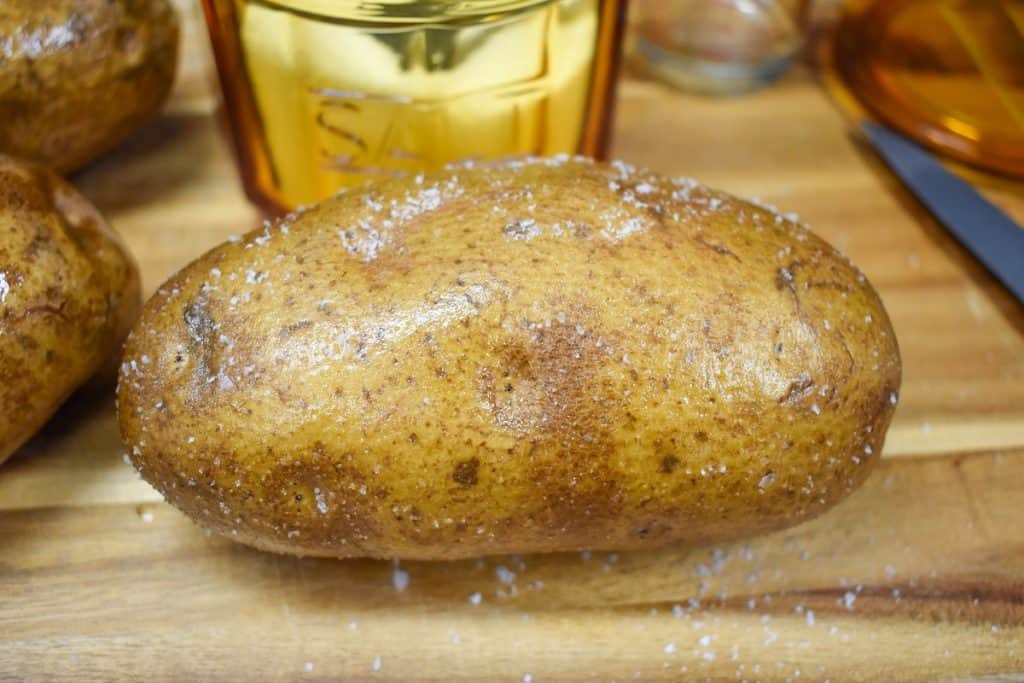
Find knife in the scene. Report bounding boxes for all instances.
[861,122,1024,305]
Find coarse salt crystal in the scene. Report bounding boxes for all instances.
[392,565,410,592]
[496,566,516,585]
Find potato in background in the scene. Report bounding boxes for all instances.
[0,0,179,173]
[0,155,140,464]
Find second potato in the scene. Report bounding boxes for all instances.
[0,0,179,173]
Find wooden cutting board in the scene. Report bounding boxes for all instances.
[1,3,1023,680]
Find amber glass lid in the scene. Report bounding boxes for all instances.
[836,0,1024,177]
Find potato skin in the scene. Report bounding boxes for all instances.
[0,0,179,173]
[118,158,901,559]
[0,155,140,463]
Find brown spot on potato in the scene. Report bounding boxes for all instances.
[452,458,479,487]
[659,455,679,474]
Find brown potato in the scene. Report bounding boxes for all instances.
[0,155,140,464]
[0,0,179,173]
[118,158,901,559]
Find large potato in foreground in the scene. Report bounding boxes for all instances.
[0,0,179,173]
[0,155,140,464]
[118,158,901,559]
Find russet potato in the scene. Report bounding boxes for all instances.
[0,155,140,464]
[0,0,179,173]
[118,158,901,559]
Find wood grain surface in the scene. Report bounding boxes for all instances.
[1,1,1023,680]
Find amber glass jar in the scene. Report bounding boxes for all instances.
[202,0,627,212]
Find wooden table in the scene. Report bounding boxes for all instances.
[2,3,1023,680]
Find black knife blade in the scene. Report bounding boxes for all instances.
[861,122,1024,305]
